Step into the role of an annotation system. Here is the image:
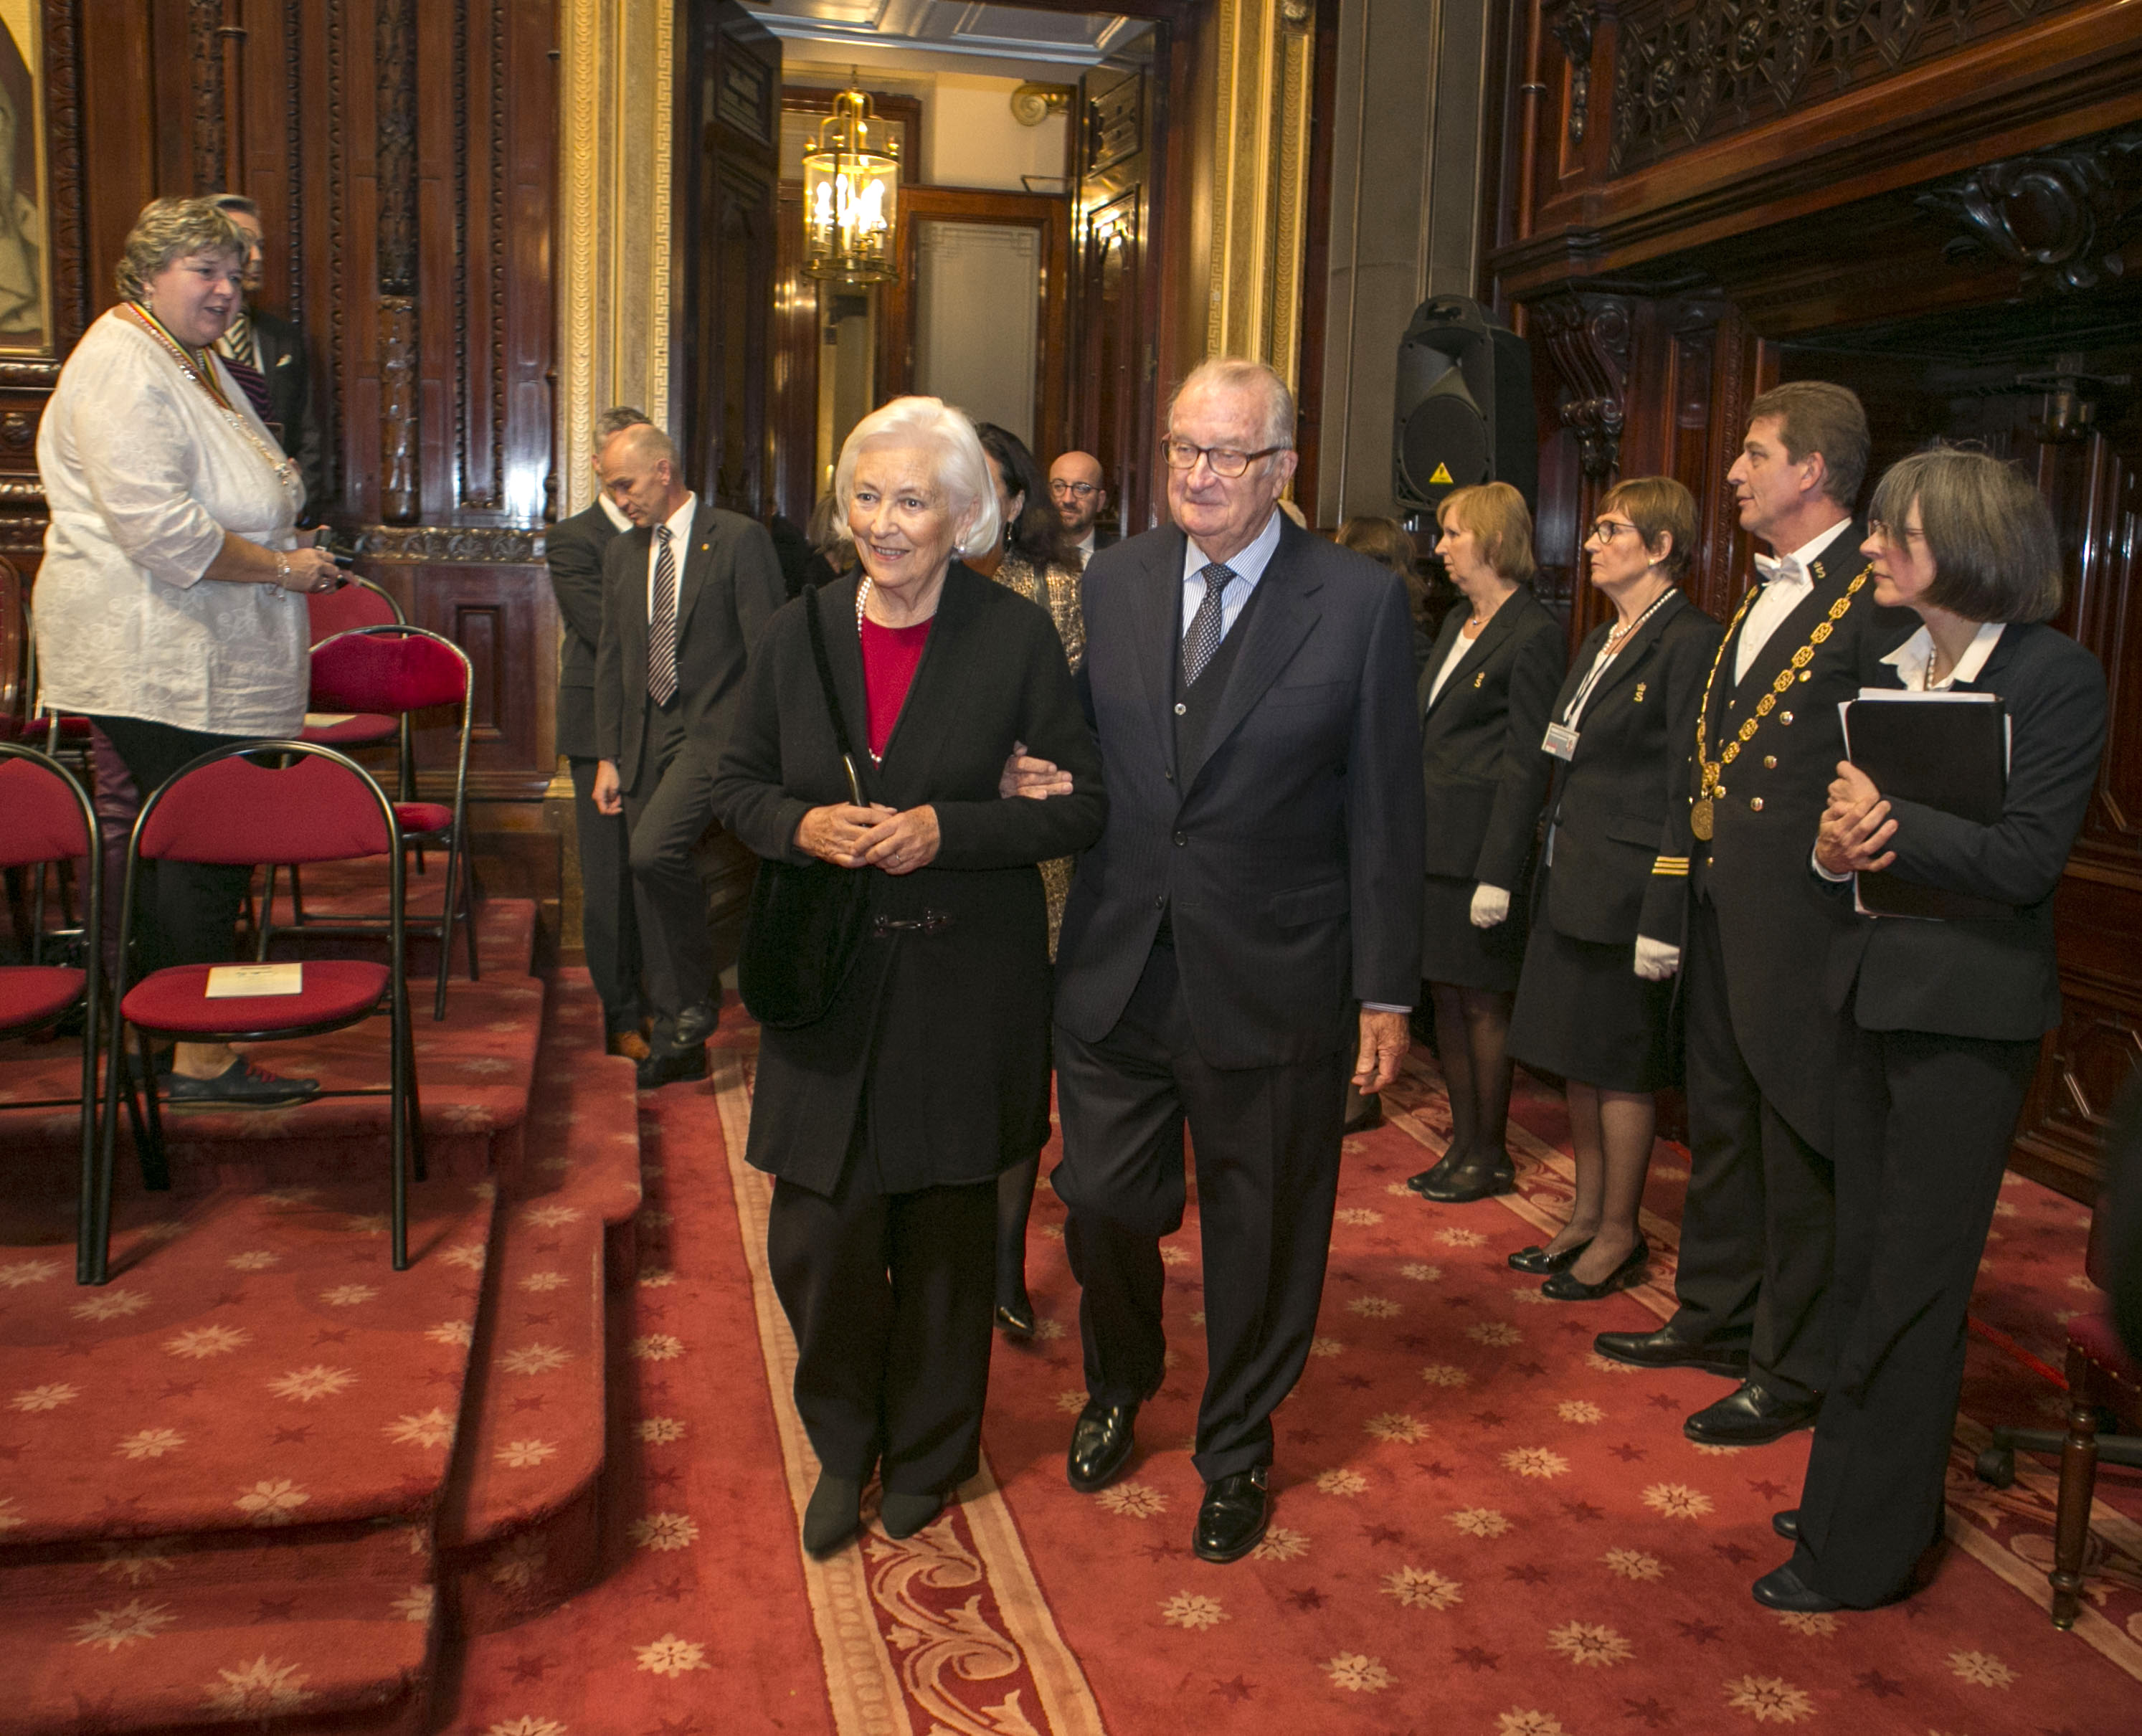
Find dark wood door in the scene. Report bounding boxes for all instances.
[1074,57,1161,539]
[673,2,780,517]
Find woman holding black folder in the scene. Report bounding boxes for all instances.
[1758,445,2108,1615]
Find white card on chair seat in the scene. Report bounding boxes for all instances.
[205,964,304,997]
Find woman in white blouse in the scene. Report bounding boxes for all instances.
[35,196,341,1106]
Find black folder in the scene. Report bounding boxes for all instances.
[1840,691,2013,920]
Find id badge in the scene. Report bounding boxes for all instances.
[1542,721,1579,761]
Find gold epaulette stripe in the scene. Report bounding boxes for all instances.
[1651,858,1690,876]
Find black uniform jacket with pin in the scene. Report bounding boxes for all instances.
[1640,523,1916,1152]
[1537,589,1722,947]
[1416,584,1565,888]
[711,566,1106,1194]
[545,499,622,760]
[593,498,786,788]
[1824,621,2106,1041]
[251,307,326,512]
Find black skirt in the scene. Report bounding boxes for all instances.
[1509,868,1677,1091]
[1420,872,1529,993]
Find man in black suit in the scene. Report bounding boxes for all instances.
[1613,382,1915,1445]
[1050,358,1424,1562]
[546,405,653,1059]
[209,194,327,513]
[1049,450,1112,567]
[592,424,785,1088]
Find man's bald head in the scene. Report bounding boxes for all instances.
[597,422,690,528]
[1048,450,1107,539]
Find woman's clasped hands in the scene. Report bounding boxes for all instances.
[795,802,942,874]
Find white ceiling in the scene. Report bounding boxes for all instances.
[742,0,1142,68]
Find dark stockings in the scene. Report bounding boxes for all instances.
[1430,982,1515,1167]
[995,1153,1040,1311]
[1555,1081,1656,1281]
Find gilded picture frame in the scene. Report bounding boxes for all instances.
[0,1,50,356]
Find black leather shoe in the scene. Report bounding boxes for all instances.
[1751,1562,1842,1613]
[164,1058,319,1108]
[1066,1400,1138,1493]
[1684,1381,1822,1446]
[1772,1509,1800,1542]
[1193,1469,1270,1563]
[995,1293,1037,1339]
[1542,1238,1649,1301]
[635,1045,710,1091]
[1592,1324,1750,1380]
[802,1474,862,1555]
[1412,1151,1516,1203]
[1508,1239,1591,1276]
[879,1490,944,1540]
[670,999,720,1050]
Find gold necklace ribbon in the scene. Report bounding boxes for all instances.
[121,302,299,496]
[1690,567,1870,842]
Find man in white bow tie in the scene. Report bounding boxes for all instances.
[1603,384,1915,1466]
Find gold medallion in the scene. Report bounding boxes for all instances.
[1690,797,1715,842]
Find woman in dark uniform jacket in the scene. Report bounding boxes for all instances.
[1405,483,1565,1200]
[1763,445,2107,1614]
[1508,478,1723,1297]
[712,397,1105,1556]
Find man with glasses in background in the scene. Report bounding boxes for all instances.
[1044,358,1423,1563]
[1048,450,1111,566]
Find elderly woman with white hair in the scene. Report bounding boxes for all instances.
[713,396,1106,1555]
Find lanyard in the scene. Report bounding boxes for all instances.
[1560,586,1674,730]
[120,303,298,495]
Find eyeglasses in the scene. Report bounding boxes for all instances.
[1866,519,1927,546]
[1586,518,1641,544]
[1161,437,1287,478]
[1049,480,1099,499]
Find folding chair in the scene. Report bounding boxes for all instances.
[256,625,476,1020]
[0,743,104,1284]
[95,742,424,1279]
[298,574,408,757]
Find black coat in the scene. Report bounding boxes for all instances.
[1825,621,2107,1040]
[594,499,786,787]
[1539,590,1722,945]
[544,499,622,761]
[252,307,326,514]
[1417,584,1564,888]
[711,566,1106,1194]
[1053,517,1424,1066]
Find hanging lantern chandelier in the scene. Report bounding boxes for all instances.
[802,81,900,285]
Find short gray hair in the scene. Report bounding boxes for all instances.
[1867,444,2063,624]
[117,197,249,303]
[833,397,1000,561]
[605,422,681,472]
[594,405,651,451]
[1168,357,1297,452]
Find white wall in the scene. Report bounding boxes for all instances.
[785,58,1071,193]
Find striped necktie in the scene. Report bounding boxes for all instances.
[218,308,258,369]
[648,526,679,706]
[1182,561,1236,686]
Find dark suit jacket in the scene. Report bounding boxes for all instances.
[250,307,326,514]
[546,499,622,761]
[711,566,1106,1193]
[1053,516,1425,1068]
[1643,526,1917,1152]
[593,498,786,789]
[1539,590,1722,946]
[1417,584,1564,888]
[1825,621,2107,1040]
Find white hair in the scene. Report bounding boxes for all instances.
[1168,357,1297,451]
[833,396,1001,561]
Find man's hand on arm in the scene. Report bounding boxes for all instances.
[999,742,1073,800]
[1352,1008,1411,1094]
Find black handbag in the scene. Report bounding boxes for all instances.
[736,589,875,1030]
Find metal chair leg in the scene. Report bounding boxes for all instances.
[135,1028,170,1192]
[253,865,278,962]
[403,1010,427,1183]
[2050,1345,2100,1629]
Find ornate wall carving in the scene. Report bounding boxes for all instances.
[190,0,228,192]
[1917,125,2142,293]
[377,0,420,523]
[1546,1,1596,150]
[1533,291,1631,480]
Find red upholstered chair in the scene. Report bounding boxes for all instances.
[298,577,408,757]
[0,743,105,1284]
[257,625,476,1021]
[95,742,423,1279]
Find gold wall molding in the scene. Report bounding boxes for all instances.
[559,0,676,516]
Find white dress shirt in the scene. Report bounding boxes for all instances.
[645,493,697,622]
[34,308,307,734]
[1180,507,1283,642]
[1733,517,1854,685]
[1426,622,1474,708]
[1074,529,1096,568]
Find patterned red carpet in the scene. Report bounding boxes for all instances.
[446,1026,2141,1736]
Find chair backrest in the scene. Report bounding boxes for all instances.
[137,744,395,867]
[0,741,94,870]
[0,556,25,734]
[310,625,470,717]
[307,574,404,645]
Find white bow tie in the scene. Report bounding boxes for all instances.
[1753,553,1805,585]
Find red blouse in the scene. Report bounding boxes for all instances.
[859,615,932,761]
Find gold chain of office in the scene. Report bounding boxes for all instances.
[1689,567,1871,843]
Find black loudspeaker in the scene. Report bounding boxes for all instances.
[1392,295,1536,515]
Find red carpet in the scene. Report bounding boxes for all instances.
[445,1030,2141,1736]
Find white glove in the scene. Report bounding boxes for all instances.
[1469,883,1511,929]
[1633,936,1681,981]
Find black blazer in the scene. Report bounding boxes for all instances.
[251,307,326,514]
[1053,516,1425,1067]
[1417,584,1565,888]
[1825,622,2107,1041]
[545,499,622,761]
[711,567,1106,1193]
[1539,590,1722,946]
[593,499,786,787]
[1643,526,1917,1152]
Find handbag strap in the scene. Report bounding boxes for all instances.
[805,582,869,806]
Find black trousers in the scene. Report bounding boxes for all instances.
[89,715,255,977]
[765,1132,998,1495]
[568,756,643,1035]
[1671,896,1837,1405]
[1792,1023,2039,1606]
[620,699,714,1045]
[1053,941,1347,1484]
